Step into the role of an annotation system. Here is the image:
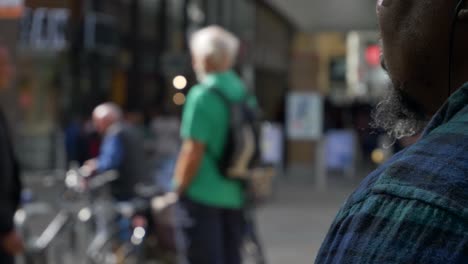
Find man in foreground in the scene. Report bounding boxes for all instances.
[316,1,468,263]
[173,26,247,264]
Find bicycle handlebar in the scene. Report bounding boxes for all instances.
[87,170,119,190]
[65,169,119,194]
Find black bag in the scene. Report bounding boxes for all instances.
[209,87,260,179]
[209,88,275,204]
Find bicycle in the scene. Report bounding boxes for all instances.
[17,169,124,264]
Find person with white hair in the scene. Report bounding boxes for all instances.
[83,103,147,200]
[172,25,253,264]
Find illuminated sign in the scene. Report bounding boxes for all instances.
[0,0,24,19]
[365,45,381,67]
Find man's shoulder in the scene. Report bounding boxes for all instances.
[375,128,468,216]
[317,184,468,263]
[316,61,468,264]
[341,149,407,210]
[185,84,229,115]
[317,129,468,263]
[344,119,468,222]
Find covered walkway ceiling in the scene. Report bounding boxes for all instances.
[266,0,378,32]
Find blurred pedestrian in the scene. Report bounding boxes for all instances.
[0,45,23,263]
[316,1,468,263]
[82,117,101,162]
[149,108,181,192]
[173,26,247,264]
[64,115,85,164]
[82,103,147,200]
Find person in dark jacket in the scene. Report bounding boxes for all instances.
[83,103,147,200]
[0,45,23,263]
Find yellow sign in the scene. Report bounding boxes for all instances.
[0,0,24,19]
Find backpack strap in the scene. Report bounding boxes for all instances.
[209,86,252,106]
[205,87,230,162]
[208,87,231,107]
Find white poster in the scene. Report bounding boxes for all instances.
[287,92,323,140]
[261,123,283,165]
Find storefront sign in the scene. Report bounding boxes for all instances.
[19,8,69,51]
[0,0,24,19]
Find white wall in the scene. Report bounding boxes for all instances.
[266,0,377,32]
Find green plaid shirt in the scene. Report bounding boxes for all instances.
[316,84,468,263]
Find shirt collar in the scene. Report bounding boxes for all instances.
[422,82,468,136]
[201,70,233,86]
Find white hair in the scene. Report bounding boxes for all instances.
[93,102,123,121]
[189,25,240,68]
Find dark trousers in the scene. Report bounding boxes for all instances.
[181,197,244,264]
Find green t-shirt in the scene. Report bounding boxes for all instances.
[180,71,251,209]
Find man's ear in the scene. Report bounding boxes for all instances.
[458,8,468,21]
[458,0,468,22]
[455,0,468,23]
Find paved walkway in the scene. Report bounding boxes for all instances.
[256,178,359,264]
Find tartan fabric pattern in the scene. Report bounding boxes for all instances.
[315,84,468,264]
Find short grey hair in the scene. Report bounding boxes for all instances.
[189,25,240,67]
[93,102,123,121]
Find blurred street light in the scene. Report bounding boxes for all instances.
[173,75,187,90]
[173,92,186,105]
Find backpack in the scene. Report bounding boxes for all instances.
[209,87,259,177]
[209,87,275,205]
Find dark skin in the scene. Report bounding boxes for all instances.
[378,0,468,116]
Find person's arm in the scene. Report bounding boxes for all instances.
[174,88,216,195]
[0,170,24,256]
[173,140,205,195]
[0,182,23,256]
[0,113,24,255]
[82,134,124,176]
[0,205,14,236]
[93,134,124,173]
[0,161,18,235]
